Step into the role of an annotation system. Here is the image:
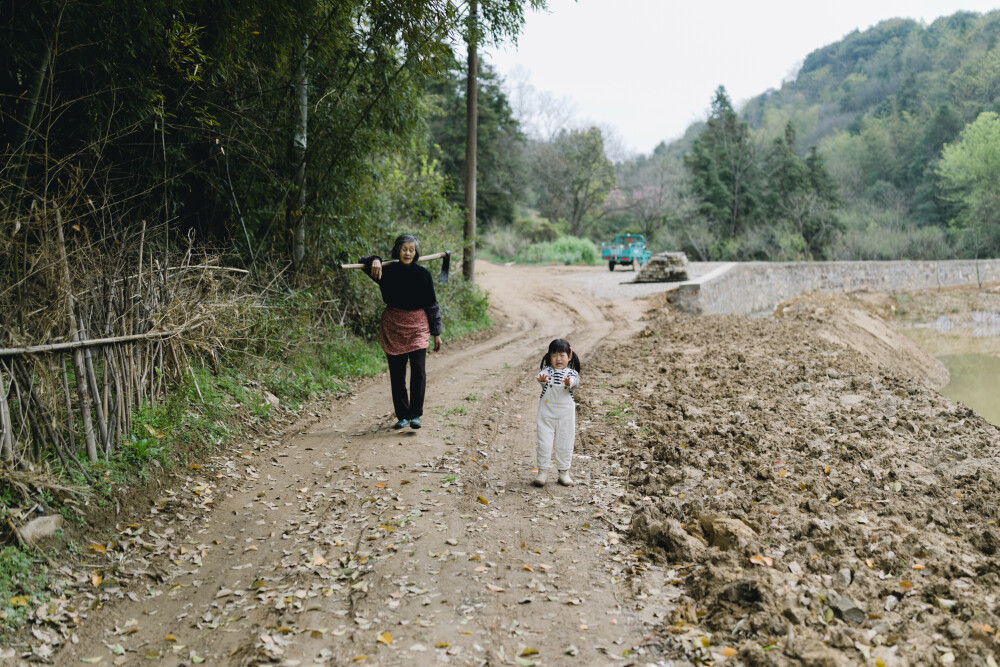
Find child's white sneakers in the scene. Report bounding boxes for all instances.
[557,470,574,486]
[531,469,548,487]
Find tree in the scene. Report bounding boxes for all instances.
[685,86,761,239]
[760,123,842,258]
[0,0,546,273]
[603,156,687,241]
[937,111,1000,256]
[533,126,615,236]
[426,60,528,227]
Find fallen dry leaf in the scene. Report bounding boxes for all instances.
[523,564,534,572]
[476,496,488,505]
[749,555,773,567]
[486,584,504,592]
[377,632,393,645]
[722,647,737,657]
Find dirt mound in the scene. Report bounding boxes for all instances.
[776,290,949,389]
[582,295,1000,665]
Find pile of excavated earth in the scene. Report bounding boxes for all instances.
[581,289,1000,666]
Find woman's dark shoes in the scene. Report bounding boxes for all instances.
[392,419,409,429]
[409,417,422,429]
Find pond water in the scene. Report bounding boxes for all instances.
[938,354,1000,427]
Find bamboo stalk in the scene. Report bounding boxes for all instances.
[102,289,112,421]
[157,340,164,400]
[13,359,96,484]
[112,351,124,452]
[55,206,98,462]
[9,366,29,455]
[180,346,203,403]
[60,361,76,455]
[13,358,71,473]
[111,346,125,446]
[78,312,108,448]
[0,362,14,461]
[103,388,117,457]
[0,320,204,357]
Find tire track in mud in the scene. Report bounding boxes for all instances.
[54,263,663,666]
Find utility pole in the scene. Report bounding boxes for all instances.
[291,34,309,276]
[463,0,478,283]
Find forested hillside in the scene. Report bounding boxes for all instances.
[607,10,1000,262]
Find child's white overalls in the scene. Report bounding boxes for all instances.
[536,366,579,472]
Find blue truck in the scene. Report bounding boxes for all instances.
[601,233,651,271]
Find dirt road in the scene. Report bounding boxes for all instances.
[49,263,669,666]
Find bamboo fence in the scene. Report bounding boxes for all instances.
[0,202,250,484]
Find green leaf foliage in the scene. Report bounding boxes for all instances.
[532,126,615,236]
[425,59,529,227]
[937,111,1000,256]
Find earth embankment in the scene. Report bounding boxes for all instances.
[583,288,1000,665]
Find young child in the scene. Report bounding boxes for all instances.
[533,339,581,487]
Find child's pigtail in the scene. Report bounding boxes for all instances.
[540,352,551,370]
[569,351,582,373]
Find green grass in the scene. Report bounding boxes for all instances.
[603,402,633,425]
[515,236,602,266]
[0,547,49,629]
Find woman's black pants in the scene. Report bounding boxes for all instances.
[386,348,426,420]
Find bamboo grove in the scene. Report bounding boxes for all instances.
[1,1,543,484]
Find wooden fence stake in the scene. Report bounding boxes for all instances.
[55,206,99,462]
[0,362,14,461]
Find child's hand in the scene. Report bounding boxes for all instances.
[536,373,548,384]
[562,375,573,387]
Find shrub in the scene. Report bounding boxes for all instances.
[480,226,530,261]
[516,236,601,265]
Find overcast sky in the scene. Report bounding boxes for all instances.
[485,0,1000,156]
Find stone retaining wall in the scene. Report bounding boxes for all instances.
[669,259,1000,315]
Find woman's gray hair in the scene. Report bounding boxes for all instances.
[390,234,420,262]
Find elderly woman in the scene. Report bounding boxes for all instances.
[360,234,443,429]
